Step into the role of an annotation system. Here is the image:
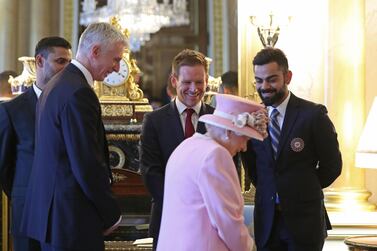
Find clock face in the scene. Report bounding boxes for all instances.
[103,59,130,87]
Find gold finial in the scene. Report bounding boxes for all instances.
[110,16,130,38]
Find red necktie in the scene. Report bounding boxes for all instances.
[184,108,195,138]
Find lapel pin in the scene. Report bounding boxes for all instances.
[290,137,304,152]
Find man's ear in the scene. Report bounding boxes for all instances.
[171,74,178,88]
[91,44,101,59]
[35,54,44,68]
[285,70,293,85]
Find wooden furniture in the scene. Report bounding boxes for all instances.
[344,236,377,251]
[105,241,152,251]
[111,169,148,197]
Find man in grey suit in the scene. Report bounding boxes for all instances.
[0,36,72,251]
[243,47,342,251]
[21,23,127,251]
[140,49,215,250]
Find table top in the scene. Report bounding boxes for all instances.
[344,236,377,248]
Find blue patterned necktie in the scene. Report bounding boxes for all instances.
[269,108,280,159]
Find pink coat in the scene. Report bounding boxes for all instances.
[157,133,254,251]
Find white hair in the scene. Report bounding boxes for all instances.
[205,124,228,139]
[77,22,128,54]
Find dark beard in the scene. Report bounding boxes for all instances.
[257,86,287,107]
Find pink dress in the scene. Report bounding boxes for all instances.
[157,133,254,251]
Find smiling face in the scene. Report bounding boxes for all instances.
[171,65,208,108]
[91,41,125,81]
[254,62,292,107]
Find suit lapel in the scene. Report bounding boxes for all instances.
[25,87,38,120]
[276,94,299,159]
[167,101,185,143]
[263,136,275,161]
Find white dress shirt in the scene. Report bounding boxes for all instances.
[175,98,202,133]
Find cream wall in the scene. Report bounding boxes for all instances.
[365,0,377,204]
[0,0,63,73]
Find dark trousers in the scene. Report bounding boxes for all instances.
[13,235,41,251]
[259,209,325,251]
[40,242,102,251]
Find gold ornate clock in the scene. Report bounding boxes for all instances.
[103,57,130,87]
[93,17,153,122]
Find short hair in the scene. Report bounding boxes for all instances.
[78,22,128,54]
[252,47,289,73]
[171,49,208,77]
[34,36,72,58]
[205,123,227,139]
[221,71,238,89]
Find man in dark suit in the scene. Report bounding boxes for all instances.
[0,37,72,251]
[140,49,215,250]
[243,47,342,251]
[21,23,128,251]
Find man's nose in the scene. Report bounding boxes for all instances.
[261,80,270,89]
[189,83,197,91]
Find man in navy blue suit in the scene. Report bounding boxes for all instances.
[21,23,128,251]
[140,49,215,250]
[243,47,342,251]
[0,36,72,251]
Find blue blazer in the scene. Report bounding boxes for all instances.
[21,64,120,251]
[140,101,214,239]
[0,87,37,237]
[242,93,342,248]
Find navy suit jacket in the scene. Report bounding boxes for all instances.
[0,87,37,237]
[140,101,214,239]
[21,64,120,250]
[242,93,342,248]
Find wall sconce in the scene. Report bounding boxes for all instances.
[250,13,292,47]
[355,97,377,169]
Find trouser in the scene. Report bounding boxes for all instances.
[258,208,325,251]
[40,242,102,251]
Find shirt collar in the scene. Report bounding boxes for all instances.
[71,59,94,86]
[33,83,42,98]
[175,97,202,115]
[268,91,291,118]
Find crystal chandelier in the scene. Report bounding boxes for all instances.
[80,0,190,51]
[250,13,292,48]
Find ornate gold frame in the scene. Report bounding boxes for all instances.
[2,192,9,251]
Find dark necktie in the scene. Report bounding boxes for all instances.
[269,108,280,159]
[184,108,195,138]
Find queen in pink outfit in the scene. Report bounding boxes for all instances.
[157,94,268,251]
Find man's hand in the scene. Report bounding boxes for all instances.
[103,216,122,236]
[249,108,269,139]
